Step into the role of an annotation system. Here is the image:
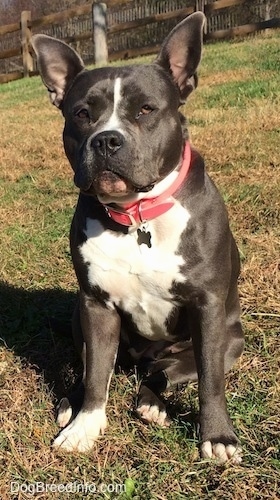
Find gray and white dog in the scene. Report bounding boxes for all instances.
[32,12,244,463]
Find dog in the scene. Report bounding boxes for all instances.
[31,12,244,463]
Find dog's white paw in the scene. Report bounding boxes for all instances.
[201,441,242,464]
[53,408,107,452]
[136,404,171,427]
[56,397,73,428]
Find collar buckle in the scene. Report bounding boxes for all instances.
[105,205,138,226]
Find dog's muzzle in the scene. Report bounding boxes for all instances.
[81,130,156,195]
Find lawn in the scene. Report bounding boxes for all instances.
[0,30,279,499]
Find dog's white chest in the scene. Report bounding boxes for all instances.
[80,202,190,340]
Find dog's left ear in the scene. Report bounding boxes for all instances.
[31,34,84,108]
[156,12,205,100]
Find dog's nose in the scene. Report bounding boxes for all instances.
[91,131,124,157]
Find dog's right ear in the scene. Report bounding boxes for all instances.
[31,34,84,108]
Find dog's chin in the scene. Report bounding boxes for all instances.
[81,170,155,202]
[81,171,132,197]
[96,177,131,197]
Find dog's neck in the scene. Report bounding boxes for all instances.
[98,141,192,227]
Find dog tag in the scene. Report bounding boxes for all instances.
[137,225,152,248]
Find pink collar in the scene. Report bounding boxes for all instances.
[101,141,191,227]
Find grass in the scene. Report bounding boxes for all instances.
[0,30,280,499]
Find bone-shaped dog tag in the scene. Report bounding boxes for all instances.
[137,225,152,248]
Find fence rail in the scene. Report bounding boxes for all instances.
[0,0,279,84]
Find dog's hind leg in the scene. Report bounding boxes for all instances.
[136,343,197,426]
[224,240,244,373]
[224,320,244,373]
[136,317,243,429]
[56,386,84,429]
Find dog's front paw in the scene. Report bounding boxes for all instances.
[201,441,242,464]
[53,408,107,452]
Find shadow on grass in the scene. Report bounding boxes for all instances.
[0,280,199,437]
[0,280,81,401]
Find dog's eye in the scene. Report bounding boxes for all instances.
[76,109,90,120]
[141,105,153,115]
[136,105,153,120]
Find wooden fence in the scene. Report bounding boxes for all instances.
[0,0,279,84]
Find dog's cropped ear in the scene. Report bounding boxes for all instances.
[156,12,205,100]
[31,34,84,108]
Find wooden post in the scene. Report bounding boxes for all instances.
[203,0,208,36]
[196,0,205,12]
[196,0,208,35]
[93,2,108,65]
[21,10,33,77]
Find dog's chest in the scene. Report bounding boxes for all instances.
[79,202,190,340]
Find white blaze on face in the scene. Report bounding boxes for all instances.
[103,77,123,132]
[88,77,128,196]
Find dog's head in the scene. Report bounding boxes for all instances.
[32,12,204,200]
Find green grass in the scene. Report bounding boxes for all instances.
[202,78,279,108]
[0,30,280,499]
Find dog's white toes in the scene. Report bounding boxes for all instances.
[53,409,107,452]
[56,398,73,428]
[201,440,213,458]
[201,441,242,464]
[137,404,171,427]
[226,445,243,464]
[213,443,228,462]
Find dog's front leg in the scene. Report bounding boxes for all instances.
[192,297,242,464]
[53,294,120,452]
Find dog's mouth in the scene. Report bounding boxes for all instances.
[81,170,155,197]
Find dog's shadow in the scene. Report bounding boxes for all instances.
[0,280,80,400]
[0,280,198,437]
